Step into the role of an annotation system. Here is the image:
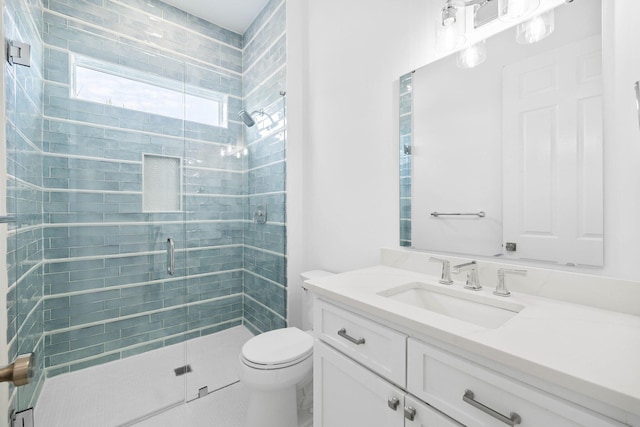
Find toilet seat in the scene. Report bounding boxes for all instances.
[241,327,313,370]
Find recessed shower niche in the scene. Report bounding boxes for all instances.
[143,154,182,212]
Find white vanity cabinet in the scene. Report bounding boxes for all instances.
[313,298,631,427]
[314,341,461,427]
[313,300,462,427]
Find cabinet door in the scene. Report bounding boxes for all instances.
[314,341,405,427]
[404,395,463,427]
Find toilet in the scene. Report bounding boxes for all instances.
[239,270,333,427]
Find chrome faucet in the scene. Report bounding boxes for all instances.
[429,257,453,285]
[494,268,527,297]
[452,261,482,291]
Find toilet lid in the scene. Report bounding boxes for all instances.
[242,328,313,366]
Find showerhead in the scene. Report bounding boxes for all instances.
[238,110,256,127]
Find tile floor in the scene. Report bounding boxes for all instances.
[35,326,254,427]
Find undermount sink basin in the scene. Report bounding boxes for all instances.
[378,282,524,329]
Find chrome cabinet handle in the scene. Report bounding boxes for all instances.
[463,389,521,426]
[337,328,365,345]
[387,397,400,411]
[404,406,416,421]
[167,237,175,276]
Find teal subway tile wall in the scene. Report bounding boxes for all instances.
[399,72,412,247]
[241,0,287,334]
[4,0,287,415]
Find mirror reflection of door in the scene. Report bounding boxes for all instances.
[502,36,603,266]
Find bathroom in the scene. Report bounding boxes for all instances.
[0,0,639,425]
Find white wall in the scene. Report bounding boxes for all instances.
[602,0,640,281]
[300,0,429,272]
[287,0,640,325]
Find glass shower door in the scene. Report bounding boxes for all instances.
[33,46,192,424]
[4,0,46,419]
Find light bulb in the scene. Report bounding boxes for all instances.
[525,15,546,42]
[220,148,226,157]
[498,0,540,21]
[516,9,554,44]
[457,41,486,69]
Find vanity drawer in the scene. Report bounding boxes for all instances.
[407,338,625,427]
[314,299,407,387]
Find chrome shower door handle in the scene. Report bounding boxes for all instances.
[167,238,175,276]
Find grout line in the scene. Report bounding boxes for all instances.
[43,268,244,300]
[43,9,243,78]
[242,63,286,100]
[243,31,286,76]
[44,317,244,372]
[243,269,285,290]
[242,0,285,49]
[108,0,244,52]
[243,294,285,321]
[42,114,235,147]
[44,294,244,337]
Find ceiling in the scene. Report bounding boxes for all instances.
[161,0,271,34]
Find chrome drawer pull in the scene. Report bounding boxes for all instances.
[337,328,365,345]
[387,396,400,411]
[463,389,522,426]
[404,406,416,421]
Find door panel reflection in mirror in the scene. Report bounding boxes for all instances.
[503,36,603,266]
[405,0,603,266]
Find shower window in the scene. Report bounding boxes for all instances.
[71,55,228,127]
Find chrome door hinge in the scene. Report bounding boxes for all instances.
[6,40,31,67]
[11,408,34,427]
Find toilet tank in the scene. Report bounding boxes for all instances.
[300,270,334,331]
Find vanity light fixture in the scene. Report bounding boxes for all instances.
[516,8,555,44]
[436,0,466,52]
[457,40,487,68]
[437,0,539,53]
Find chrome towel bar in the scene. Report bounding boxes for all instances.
[430,211,485,218]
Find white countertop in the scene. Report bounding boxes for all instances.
[305,265,640,418]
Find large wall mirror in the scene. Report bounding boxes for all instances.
[400,0,603,267]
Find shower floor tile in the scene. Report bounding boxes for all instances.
[35,325,253,427]
[135,382,248,427]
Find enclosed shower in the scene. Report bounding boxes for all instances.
[3,0,288,423]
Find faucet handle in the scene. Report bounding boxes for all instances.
[429,257,453,285]
[452,261,482,290]
[494,268,527,297]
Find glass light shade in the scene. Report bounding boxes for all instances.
[516,9,555,44]
[457,40,487,68]
[498,0,540,21]
[435,2,466,52]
